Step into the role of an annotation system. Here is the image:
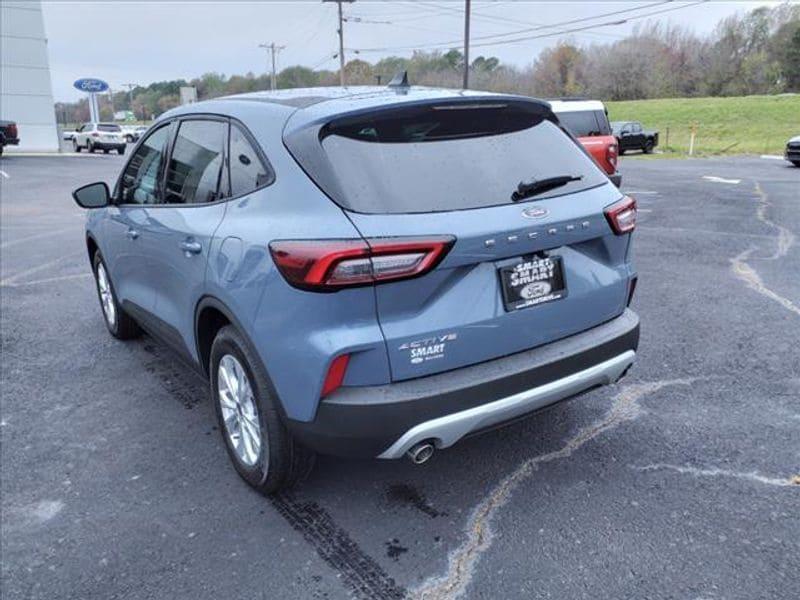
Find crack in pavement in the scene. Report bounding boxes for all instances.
[634,464,799,488]
[730,182,799,317]
[409,379,695,600]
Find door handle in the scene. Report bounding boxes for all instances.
[126,228,139,240]
[180,240,202,255]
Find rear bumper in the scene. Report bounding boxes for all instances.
[93,141,125,149]
[287,309,639,458]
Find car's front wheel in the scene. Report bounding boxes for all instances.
[87,140,95,153]
[643,140,654,154]
[792,160,800,168]
[210,325,314,494]
[92,253,141,340]
[117,146,125,156]
[73,139,81,153]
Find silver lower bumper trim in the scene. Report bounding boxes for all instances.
[377,350,636,459]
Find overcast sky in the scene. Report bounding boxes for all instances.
[43,0,779,101]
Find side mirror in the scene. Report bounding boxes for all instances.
[73,182,110,208]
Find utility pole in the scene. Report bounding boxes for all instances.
[122,83,136,114]
[463,0,471,89]
[323,0,354,87]
[259,42,285,91]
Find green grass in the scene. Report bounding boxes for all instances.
[606,94,800,157]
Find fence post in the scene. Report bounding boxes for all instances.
[688,122,697,156]
[665,126,670,150]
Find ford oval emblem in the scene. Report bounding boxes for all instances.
[521,207,548,219]
[73,78,109,93]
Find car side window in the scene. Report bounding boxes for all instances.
[164,120,226,204]
[633,123,642,133]
[229,124,272,197]
[119,125,170,205]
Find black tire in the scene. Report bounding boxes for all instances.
[73,139,81,153]
[103,148,109,154]
[92,252,141,340]
[792,161,800,168]
[88,140,95,153]
[643,140,654,154]
[618,147,626,156]
[117,146,125,156]
[125,135,133,143]
[210,325,315,495]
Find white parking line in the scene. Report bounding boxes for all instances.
[2,272,92,288]
[702,175,741,184]
[760,155,784,160]
[0,252,82,287]
[0,227,75,250]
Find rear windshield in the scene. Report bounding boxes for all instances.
[555,110,611,137]
[98,124,121,132]
[313,103,607,214]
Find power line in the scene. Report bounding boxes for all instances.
[350,0,707,54]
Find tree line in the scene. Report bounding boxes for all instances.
[56,4,799,124]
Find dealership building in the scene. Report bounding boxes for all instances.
[1,0,59,152]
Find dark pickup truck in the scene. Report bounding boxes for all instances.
[612,121,658,154]
[0,120,20,156]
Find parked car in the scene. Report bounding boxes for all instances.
[0,120,20,156]
[72,86,639,494]
[611,121,659,154]
[73,122,126,154]
[549,99,621,186]
[785,135,800,167]
[121,125,149,143]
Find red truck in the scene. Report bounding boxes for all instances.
[548,99,621,187]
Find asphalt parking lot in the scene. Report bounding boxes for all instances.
[1,153,798,599]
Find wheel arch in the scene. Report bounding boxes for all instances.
[194,295,288,419]
[86,234,99,264]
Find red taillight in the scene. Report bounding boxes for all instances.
[606,143,618,169]
[604,196,637,235]
[321,354,350,398]
[269,236,455,291]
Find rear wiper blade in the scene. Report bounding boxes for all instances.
[511,174,583,202]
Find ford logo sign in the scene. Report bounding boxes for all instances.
[73,78,109,93]
[521,207,548,219]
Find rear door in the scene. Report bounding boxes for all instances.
[146,117,229,356]
[302,101,632,381]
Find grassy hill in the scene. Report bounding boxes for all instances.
[606,94,800,156]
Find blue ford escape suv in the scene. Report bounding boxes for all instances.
[73,85,639,494]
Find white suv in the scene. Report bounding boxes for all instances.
[73,123,126,155]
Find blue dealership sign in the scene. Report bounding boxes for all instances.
[73,78,109,93]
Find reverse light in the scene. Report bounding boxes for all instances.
[321,354,350,398]
[604,195,637,235]
[269,236,455,291]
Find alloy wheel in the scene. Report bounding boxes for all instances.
[217,354,263,467]
[96,263,116,328]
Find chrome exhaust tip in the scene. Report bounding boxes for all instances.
[406,441,435,465]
